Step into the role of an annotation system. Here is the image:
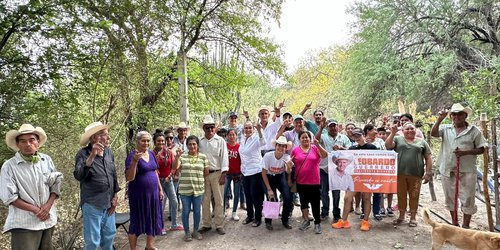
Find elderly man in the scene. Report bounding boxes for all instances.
[258,104,283,156]
[74,122,120,250]
[316,118,351,222]
[330,152,355,191]
[431,103,488,228]
[0,124,63,250]
[198,115,229,235]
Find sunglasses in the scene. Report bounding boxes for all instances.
[166,137,174,140]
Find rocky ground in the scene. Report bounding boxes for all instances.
[113,176,498,250]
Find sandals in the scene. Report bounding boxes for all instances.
[392,218,405,225]
[409,220,418,227]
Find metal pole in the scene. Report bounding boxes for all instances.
[480,113,494,231]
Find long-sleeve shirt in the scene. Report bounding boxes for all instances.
[0,152,63,233]
[74,145,120,210]
[240,133,266,176]
[261,118,282,151]
[199,134,229,172]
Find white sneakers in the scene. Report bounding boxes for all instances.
[232,212,240,221]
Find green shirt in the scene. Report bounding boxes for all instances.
[393,136,431,177]
[178,153,209,196]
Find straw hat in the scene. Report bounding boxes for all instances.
[272,136,293,151]
[176,122,190,130]
[449,103,473,116]
[332,152,354,166]
[199,115,216,128]
[5,124,47,151]
[79,122,111,146]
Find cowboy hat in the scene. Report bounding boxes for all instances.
[5,124,47,151]
[449,103,473,116]
[258,105,271,113]
[176,122,191,130]
[79,122,111,146]
[272,136,293,151]
[332,152,354,166]
[199,115,216,128]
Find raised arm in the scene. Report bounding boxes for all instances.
[385,124,398,150]
[431,108,448,137]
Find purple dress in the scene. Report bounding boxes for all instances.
[125,150,163,236]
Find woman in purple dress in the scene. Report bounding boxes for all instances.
[125,131,164,250]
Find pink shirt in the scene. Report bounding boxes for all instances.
[291,145,321,185]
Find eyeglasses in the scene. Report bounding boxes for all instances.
[166,137,174,140]
[244,127,253,129]
[203,126,215,130]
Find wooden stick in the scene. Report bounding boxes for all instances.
[480,113,494,231]
[426,129,437,201]
[491,118,500,229]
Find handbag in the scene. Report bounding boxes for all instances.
[289,149,311,193]
[262,198,281,219]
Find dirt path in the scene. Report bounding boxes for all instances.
[114,178,493,249]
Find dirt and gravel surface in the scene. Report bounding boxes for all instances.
[113,177,497,250]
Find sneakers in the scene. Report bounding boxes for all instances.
[380,208,386,217]
[299,220,311,231]
[169,225,184,231]
[359,213,365,220]
[282,222,292,229]
[191,232,203,240]
[360,219,370,231]
[374,214,383,221]
[314,224,322,234]
[332,219,351,229]
[354,207,362,215]
[387,207,395,217]
[232,212,240,221]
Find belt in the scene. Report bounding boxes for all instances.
[209,169,221,173]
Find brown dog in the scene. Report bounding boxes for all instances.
[422,208,500,249]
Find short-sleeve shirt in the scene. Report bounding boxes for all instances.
[393,136,431,177]
[178,153,209,197]
[437,124,488,177]
[262,152,290,175]
[330,168,355,191]
[319,133,352,170]
[291,145,321,185]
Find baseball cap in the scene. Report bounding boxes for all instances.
[327,119,338,127]
[282,111,292,117]
[229,112,238,118]
[352,128,364,136]
[294,115,304,121]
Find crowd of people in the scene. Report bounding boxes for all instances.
[0,102,490,249]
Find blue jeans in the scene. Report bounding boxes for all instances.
[161,177,179,228]
[224,174,243,212]
[82,203,116,250]
[264,173,291,224]
[180,195,203,234]
[320,169,341,219]
[242,173,265,221]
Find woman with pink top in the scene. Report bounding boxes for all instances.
[289,130,327,234]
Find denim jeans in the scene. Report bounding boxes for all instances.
[264,173,291,224]
[161,177,179,228]
[82,203,116,250]
[180,194,203,234]
[320,169,341,219]
[242,173,265,221]
[224,174,243,212]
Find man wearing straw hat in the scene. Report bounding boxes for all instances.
[74,122,120,250]
[0,124,63,250]
[174,122,190,151]
[198,115,229,235]
[431,103,488,228]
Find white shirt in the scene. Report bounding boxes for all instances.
[262,152,290,175]
[0,152,63,233]
[199,134,229,172]
[260,118,282,151]
[240,133,266,176]
[329,168,354,191]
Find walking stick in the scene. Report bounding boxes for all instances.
[453,152,460,226]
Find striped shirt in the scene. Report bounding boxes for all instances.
[178,153,209,196]
[0,152,63,233]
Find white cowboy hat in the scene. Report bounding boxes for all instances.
[332,152,354,166]
[272,136,293,151]
[5,124,47,151]
[79,122,111,146]
[199,115,216,128]
[258,105,271,113]
[449,103,473,116]
[176,122,191,130]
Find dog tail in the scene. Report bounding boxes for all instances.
[422,208,436,228]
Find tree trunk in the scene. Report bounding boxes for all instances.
[178,50,189,124]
